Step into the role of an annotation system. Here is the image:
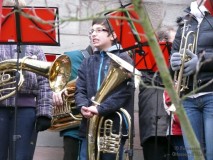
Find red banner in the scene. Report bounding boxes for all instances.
[0,7,59,46]
[0,0,3,35]
[205,0,213,16]
[45,53,60,62]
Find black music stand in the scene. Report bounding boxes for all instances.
[0,6,60,45]
[0,5,59,160]
[0,1,2,33]
[105,3,172,160]
[105,3,171,72]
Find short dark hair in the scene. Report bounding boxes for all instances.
[92,18,114,35]
[92,18,119,45]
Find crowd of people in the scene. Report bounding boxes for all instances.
[0,0,213,160]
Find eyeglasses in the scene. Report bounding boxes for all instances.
[88,28,108,35]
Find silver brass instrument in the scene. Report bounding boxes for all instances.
[49,79,82,131]
[174,20,197,96]
[0,55,71,101]
[88,52,141,160]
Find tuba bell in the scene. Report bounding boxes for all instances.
[0,55,71,101]
[87,52,141,160]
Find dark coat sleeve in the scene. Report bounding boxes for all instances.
[171,25,182,54]
[97,79,132,116]
[75,59,90,109]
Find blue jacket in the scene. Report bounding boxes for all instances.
[75,47,134,137]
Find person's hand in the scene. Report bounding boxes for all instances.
[86,105,98,115]
[52,91,63,107]
[183,49,198,77]
[170,52,182,71]
[81,106,94,118]
[35,116,52,132]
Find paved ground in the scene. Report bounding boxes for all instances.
[34,147,143,160]
[33,112,144,160]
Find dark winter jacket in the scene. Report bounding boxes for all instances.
[139,87,169,145]
[75,47,133,137]
[171,7,213,94]
[138,72,169,145]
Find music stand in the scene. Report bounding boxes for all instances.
[0,5,59,160]
[0,0,2,33]
[105,3,171,72]
[105,3,172,160]
[134,41,171,72]
[0,6,60,45]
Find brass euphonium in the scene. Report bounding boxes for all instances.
[174,19,197,96]
[87,52,141,160]
[49,79,82,131]
[0,55,71,101]
[97,108,132,160]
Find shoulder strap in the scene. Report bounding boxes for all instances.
[81,49,90,58]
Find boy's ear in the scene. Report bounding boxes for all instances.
[110,32,117,41]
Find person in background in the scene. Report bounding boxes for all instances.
[138,25,178,160]
[158,26,188,160]
[0,44,53,160]
[0,1,53,160]
[170,0,213,159]
[75,18,133,160]
[157,25,176,43]
[163,90,188,160]
[52,45,93,160]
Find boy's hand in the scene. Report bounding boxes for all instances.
[81,106,94,118]
[86,105,98,115]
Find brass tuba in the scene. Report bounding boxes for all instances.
[87,52,141,160]
[0,55,71,101]
[48,79,82,131]
[174,19,197,96]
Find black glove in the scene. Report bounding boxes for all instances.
[35,116,52,132]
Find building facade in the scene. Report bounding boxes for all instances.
[24,0,192,54]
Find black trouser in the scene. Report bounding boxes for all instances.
[142,137,178,160]
[63,136,81,160]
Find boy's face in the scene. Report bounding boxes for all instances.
[89,24,116,51]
